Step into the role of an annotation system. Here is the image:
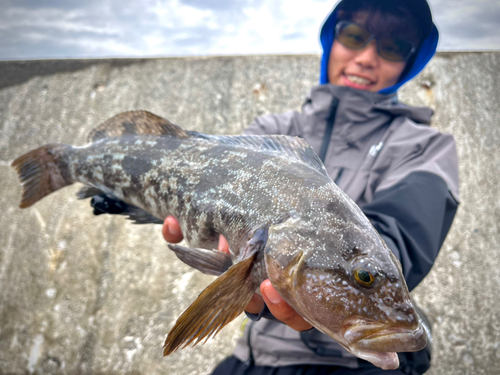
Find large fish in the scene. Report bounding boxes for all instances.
[12,110,427,370]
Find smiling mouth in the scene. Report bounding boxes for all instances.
[344,74,374,86]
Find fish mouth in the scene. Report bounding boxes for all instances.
[349,348,400,370]
[340,316,428,370]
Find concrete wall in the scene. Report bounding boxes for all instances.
[0,52,498,375]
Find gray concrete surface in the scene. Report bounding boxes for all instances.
[0,52,498,375]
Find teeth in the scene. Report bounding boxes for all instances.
[346,75,372,86]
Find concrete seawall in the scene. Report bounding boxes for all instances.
[0,52,499,374]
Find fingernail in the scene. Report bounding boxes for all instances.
[264,284,282,304]
[218,235,230,253]
[217,236,224,251]
[166,218,180,235]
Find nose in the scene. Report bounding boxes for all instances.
[353,40,379,69]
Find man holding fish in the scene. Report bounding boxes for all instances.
[12,0,456,372]
[11,0,458,372]
[161,0,459,374]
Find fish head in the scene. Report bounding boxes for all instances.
[265,214,427,370]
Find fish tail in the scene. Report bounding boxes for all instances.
[12,144,74,208]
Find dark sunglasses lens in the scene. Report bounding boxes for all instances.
[378,38,413,62]
[337,23,371,49]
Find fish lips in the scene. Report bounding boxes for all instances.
[340,316,428,369]
[349,348,400,370]
[354,325,427,352]
[342,317,427,352]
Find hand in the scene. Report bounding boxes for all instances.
[162,216,313,332]
[162,215,229,252]
[162,216,185,244]
[246,280,313,332]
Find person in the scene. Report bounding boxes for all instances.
[93,0,459,373]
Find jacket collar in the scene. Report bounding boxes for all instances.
[302,84,433,144]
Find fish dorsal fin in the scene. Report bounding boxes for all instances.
[88,110,189,143]
[194,133,329,178]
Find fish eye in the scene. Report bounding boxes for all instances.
[354,269,375,288]
[352,259,380,289]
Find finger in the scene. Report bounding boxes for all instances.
[217,234,230,254]
[162,216,184,243]
[260,280,313,332]
[245,293,265,315]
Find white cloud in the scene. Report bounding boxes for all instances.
[0,0,498,60]
[149,0,214,28]
[6,7,121,36]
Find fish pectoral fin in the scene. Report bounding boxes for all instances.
[77,188,163,224]
[163,252,257,356]
[168,244,233,276]
[88,110,189,142]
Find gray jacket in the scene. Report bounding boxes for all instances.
[233,84,459,368]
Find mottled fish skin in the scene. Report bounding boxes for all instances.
[12,111,427,370]
[67,134,328,255]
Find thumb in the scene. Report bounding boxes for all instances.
[260,280,313,332]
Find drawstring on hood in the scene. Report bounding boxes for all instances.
[319,0,439,94]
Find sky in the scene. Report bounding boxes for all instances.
[0,0,499,61]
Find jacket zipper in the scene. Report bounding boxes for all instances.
[334,167,344,185]
[242,321,255,371]
[318,97,339,162]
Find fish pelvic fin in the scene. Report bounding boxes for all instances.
[168,244,233,276]
[163,252,257,356]
[88,110,189,143]
[12,144,73,208]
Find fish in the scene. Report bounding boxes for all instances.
[12,110,427,370]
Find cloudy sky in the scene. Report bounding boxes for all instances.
[0,0,499,60]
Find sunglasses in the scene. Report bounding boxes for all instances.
[335,21,416,62]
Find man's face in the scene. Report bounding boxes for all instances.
[327,13,407,92]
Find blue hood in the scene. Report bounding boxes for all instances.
[319,0,439,94]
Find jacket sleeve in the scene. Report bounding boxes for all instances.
[361,133,460,291]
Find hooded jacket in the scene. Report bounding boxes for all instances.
[232,0,459,372]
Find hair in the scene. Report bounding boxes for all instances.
[337,0,425,46]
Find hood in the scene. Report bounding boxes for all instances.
[319,0,439,94]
